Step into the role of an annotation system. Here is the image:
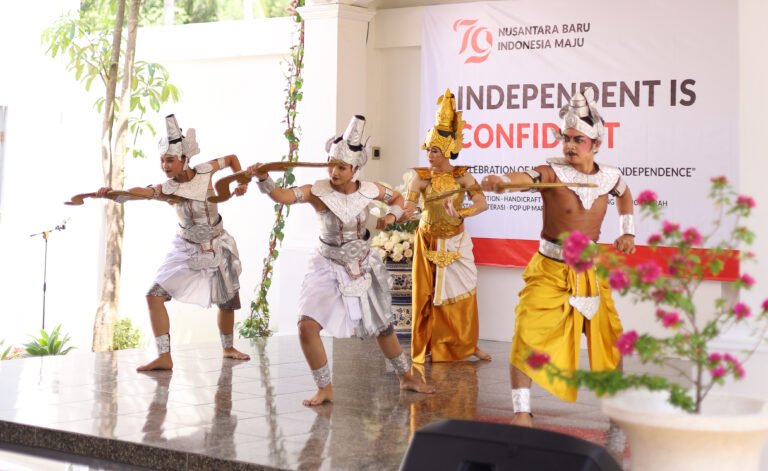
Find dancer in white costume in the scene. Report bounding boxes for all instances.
[98,114,251,371]
[247,115,435,406]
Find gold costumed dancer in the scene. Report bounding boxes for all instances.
[481,90,636,427]
[404,89,491,363]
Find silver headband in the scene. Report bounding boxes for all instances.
[552,88,605,142]
[326,115,373,182]
[158,114,200,170]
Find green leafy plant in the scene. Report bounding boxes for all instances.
[528,176,767,413]
[41,11,181,159]
[1,340,12,360]
[237,309,273,339]
[112,317,144,350]
[239,0,305,339]
[23,324,76,356]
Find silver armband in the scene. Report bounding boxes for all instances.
[217,157,226,168]
[290,186,305,202]
[150,185,160,199]
[611,178,627,197]
[619,214,635,236]
[114,195,130,203]
[386,204,404,221]
[524,168,541,183]
[382,186,394,203]
[257,176,276,194]
[499,175,512,184]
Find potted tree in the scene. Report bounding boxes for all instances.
[528,176,768,471]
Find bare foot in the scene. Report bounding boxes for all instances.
[510,412,533,427]
[223,347,250,361]
[137,353,173,372]
[399,373,436,394]
[303,384,334,406]
[473,348,492,361]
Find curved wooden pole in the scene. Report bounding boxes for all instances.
[65,190,181,206]
[208,160,345,203]
[424,182,599,202]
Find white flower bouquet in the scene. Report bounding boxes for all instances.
[370,170,419,264]
[371,229,416,263]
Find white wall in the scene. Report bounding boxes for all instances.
[0,9,297,350]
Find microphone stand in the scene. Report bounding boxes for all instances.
[30,221,67,331]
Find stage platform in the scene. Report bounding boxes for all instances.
[0,336,632,470]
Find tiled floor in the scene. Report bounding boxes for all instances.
[0,336,631,470]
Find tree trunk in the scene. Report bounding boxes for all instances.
[92,0,126,352]
[163,0,174,25]
[92,0,142,352]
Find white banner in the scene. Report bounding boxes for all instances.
[420,0,738,268]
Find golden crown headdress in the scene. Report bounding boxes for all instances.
[422,88,465,159]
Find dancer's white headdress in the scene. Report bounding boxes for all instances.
[553,88,605,141]
[326,115,372,182]
[158,114,200,170]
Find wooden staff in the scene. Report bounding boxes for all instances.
[65,190,182,206]
[208,160,346,203]
[424,182,598,202]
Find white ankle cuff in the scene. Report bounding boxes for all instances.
[511,388,531,414]
[155,333,170,355]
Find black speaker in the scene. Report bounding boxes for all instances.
[399,419,622,471]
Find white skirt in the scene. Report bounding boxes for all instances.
[151,232,241,308]
[298,249,393,338]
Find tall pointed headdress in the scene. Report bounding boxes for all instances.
[422,88,465,159]
[553,88,605,142]
[157,114,200,170]
[326,115,372,182]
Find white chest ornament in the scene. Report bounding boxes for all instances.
[161,163,213,202]
[547,158,620,210]
[310,179,379,225]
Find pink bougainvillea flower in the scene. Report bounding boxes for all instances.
[682,227,702,246]
[661,311,681,328]
[636,190,657,205]
[665,255,685,276]
[615,331,638,356]
[708,353,722,363]
[637,261,662,284]
[710,365,726,378]
[710,176,728,185]
[762,298,768,312]
[662,220,680,235]
[647,233,663,245]
[562,231,594,273]
[723,354,746,378]
[655,308,667,319]
[609,269,631,290]
[526,351,551,369]
[740,273,755,287]
[736,195,756,209]
[733,302,751,320]
[651,289,667,302]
